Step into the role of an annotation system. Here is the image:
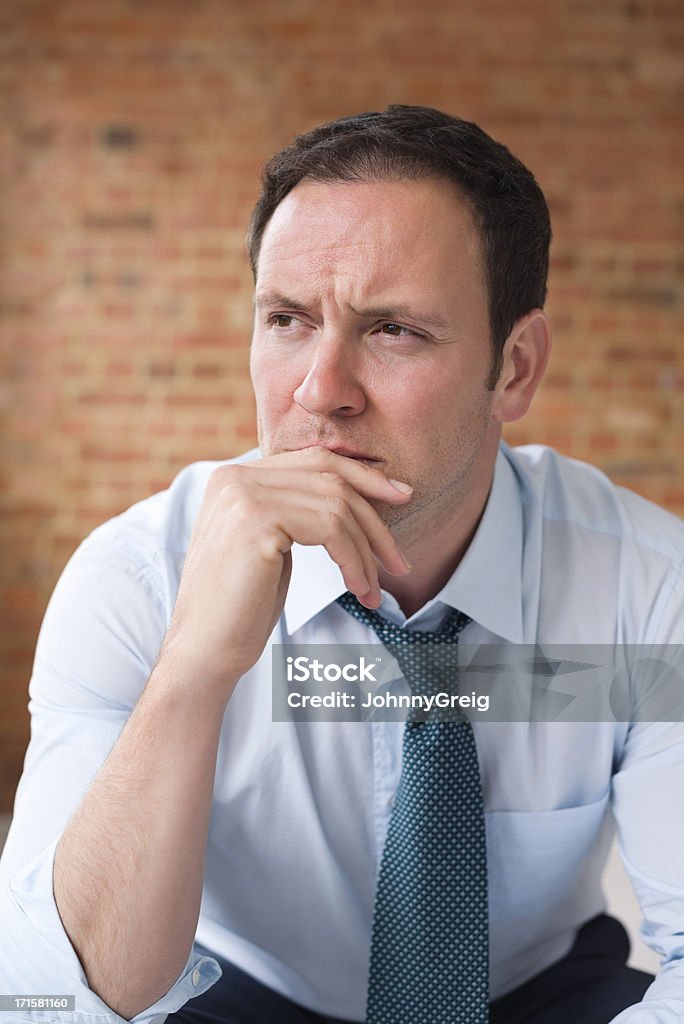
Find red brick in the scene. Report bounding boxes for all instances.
[0,0,682,813]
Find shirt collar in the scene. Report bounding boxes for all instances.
[283,443,524,642]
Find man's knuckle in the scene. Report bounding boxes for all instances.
[325,494,349,520]
[303,445,326,462]
[321,470,346,493]
[209,463,241,492]
[212,462,238,481]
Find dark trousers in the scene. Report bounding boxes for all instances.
[166,915,654,1024]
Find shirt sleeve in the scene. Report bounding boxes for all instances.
[0,531,222,1023]
[609,571,684,1023]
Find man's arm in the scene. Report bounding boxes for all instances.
[52,662,228,1019]
[608,573,684,1024]
[0,516,222,1024]
[43,448,411,1020]
[609,720,684,1024]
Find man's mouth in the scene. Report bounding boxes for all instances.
[283,443,384,466]
[323,446,383,465]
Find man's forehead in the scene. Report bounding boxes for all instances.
[260,175,478,246]
[255,176,483,294]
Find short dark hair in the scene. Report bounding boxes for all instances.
[247,104,551,386]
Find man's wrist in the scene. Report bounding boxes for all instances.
[146,649,240,718]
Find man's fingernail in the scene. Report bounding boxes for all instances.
[389,479,413,494]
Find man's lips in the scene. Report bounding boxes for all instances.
[284,443,383,464]
[316,445,383,464]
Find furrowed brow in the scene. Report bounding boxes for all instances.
[253,290,311,312]
[349,302,450,334]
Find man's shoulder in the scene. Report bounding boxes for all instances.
[505,442,684,563]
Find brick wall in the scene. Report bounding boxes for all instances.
[1,0,682,810]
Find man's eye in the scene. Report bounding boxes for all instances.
[270,314,297,328]
[378,322,422,339]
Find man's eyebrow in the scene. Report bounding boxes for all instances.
[253,291,309,311]
[349,302,451,335]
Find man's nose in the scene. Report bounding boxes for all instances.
[293,332,366,418]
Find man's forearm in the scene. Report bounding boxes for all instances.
[53,660,228,1021]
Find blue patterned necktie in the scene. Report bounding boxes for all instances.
[337,591,488,1024]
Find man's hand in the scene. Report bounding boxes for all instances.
[158,446,413,701]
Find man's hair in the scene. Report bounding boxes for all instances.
[247,104,551,386]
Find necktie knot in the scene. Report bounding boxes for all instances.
[337,592,471,715]
[337,590,471,645]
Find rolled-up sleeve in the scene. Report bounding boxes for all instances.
[1,836,220,1023]
[0,526,221,1022]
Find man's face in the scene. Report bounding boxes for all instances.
[250,175,503,535]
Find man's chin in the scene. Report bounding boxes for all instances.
[374,497,418,530]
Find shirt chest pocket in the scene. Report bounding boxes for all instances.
[485,790,612,918]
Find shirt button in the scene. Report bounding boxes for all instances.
[191,967,201,986]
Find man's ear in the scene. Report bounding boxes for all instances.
[491,309,552,423]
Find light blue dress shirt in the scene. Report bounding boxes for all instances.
[1,443,683,1024]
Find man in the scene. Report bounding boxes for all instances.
[1,105,683,1024]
